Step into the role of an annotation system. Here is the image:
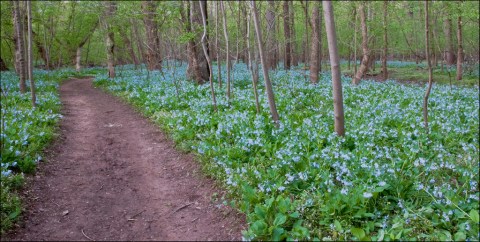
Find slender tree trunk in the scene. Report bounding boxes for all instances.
[132,19,146,65]
[423,0,433,132]
[444,17,455,66]
[266,1,276,70]
[456,15,463,81]
[104,2,116,78]
[215,1,222,87]
[303,1,309,66]
[142,1,161,71]
[352,2,369,85]
[13,1,27,93]
[122,33,139,68]
[318,4,322,73]
[353,6,358,76]
[290,1,297,67]
[382,1,388,81]
[251,1,280,127]
[75,47,82,71]
[246,9,260,113]
[221,1,231,101]
[309,4,320,84]
[323,1,345,136]
[283,1,291,70]
[199,1,217,112]
[186,0,209,84]
[27,1,36,107]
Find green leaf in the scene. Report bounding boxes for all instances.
[334,220,343,232]
[469,209,479,223]
[454,231,466,241]
[254,205,266,219]
[377,229,385,241]
[289,211,300,218]
[273,213,287,227]
[251,220,267,235]
[272,227,285,241]
[351,227,366,239]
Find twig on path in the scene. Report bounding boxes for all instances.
[172,202,194,214]
[81,229,94,241]
[191,217,199,223]
[127,209,146,221]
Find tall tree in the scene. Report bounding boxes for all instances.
[104,2,116,78]
[142,1,162,71]
[443,15,455,66]
[352,2,370,85]
[283,1,291,70]
[12,1,27,93]
[266,1,277,70]
[184,0,209,84]
[456,14,463,81]
[199,1,217,112]
[423,0,434,132]
[27,0,36,107]
[309,3,320,84]
[215,1,222,87]
[323,0,345,136]
[382,1,388,81]
[246,8,260,113]
[290,1,298,67]
[220,1,231,101]
[251,1,280,127]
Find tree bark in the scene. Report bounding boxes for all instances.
[122,32,139,68]
[444,17,455,66]
[290,1,297,67]
[13,1,27,93]
[423,0,433,132]
[75,47,82,71]
[456,15,463,81]
[323,1,345,136]
[186,0,209,84]
[215,1,222,87]
[199,1,217,112]
[283,1,291,70]
[221,1,231,101]
[352,2,369,85]
[251,1,280,127]
[142,1,162,71]
[309,4,320,84]
[104,2,116,78]
[266,1,276,70]
[382,1,388,81]
[27,1,36,107]
[246,8,260,113]
[131,18,146,64]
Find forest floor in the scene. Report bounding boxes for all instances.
[4,78,245,241]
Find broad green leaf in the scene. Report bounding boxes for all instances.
[334,220,343,232]
[351,227,366,239]
[454,231,466,241]
[272,227,285,241]
[251,220,267,235]
[469,209,479,223]
[273,213,287,227]
[254,205,266,219]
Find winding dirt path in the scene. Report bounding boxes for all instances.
[6,78,245,241]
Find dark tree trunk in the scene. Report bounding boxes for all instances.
[0,57,8,71]
[185,0,209,84]
[142,1,162,71]
[283,1,291,70]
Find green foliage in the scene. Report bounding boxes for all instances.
[95,63,479,241]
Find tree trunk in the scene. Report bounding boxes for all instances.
[186,0,209,84]
[352,2,369,85]
[266,1,276,70]
[221,1,231,101]
[142,1,162,71]
[283,1,291,70]
[122,33,139,68]
[75,47,81,71]
[199,1,217,112]
[353,5,357,75]
[246,8,260,113]
[382,1,388,81]
[318,4,322,73]
[309,4,320,84]
[131,19,146,64]
[423,0,433,132]
[104,2,116,78]
[27,1,36,107]
[323,1,345,136]
[456,15,463,81]
[444,17,455,66]
[13,1,27,93]
[251,1,280,127]
[290,1,297,67]
[215,1,222,87]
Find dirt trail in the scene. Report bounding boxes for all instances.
[6,78,245,241]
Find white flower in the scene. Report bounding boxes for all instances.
[363,192,373,198]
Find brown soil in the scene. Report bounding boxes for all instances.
[5,78,245,241]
